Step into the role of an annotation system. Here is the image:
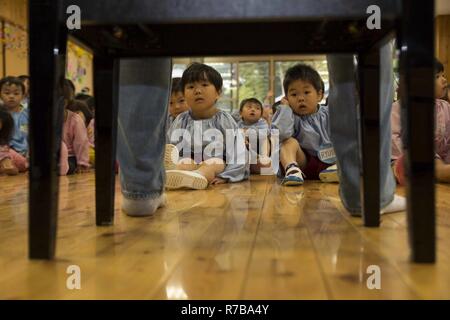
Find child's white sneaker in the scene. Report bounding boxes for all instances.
[319,164,339,183]
[122,193,167,217]
[166,170,208,190]
[164,144,179,170]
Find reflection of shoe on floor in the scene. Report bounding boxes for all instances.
[0,158,19,176]
[122,193,167,217]
[281,163,304,186]
[284,191,304,205]
[164,144,179,170]
[166,170,208,190]
[319,164,339,183]
[380,194,406,215]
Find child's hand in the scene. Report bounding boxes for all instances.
[210,177,227,185]
[76,165,90,174]
[281,97,289,106]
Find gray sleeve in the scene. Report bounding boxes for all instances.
[271,105,294,141]
[167,113,188,152]
[216,113,249,182]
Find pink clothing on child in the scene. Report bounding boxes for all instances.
[63,110,90,167]
[1,143,69,175]
[0,145,28,172]
[59,141,69,176]
[391,99,450,163]
[87,118,95,147]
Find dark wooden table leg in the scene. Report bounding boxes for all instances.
[399,0,435,263]
[94,56,119,226]
[28,0,67,259]
[358,48,380,227]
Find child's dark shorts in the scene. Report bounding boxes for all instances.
[302,152,332,180]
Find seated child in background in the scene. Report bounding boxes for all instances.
[62,86,91,175]
[391,59,450,184]
[0,76,29,172]
[167,77,189,130]
[0,107,26,175]
[237,98,271,173]
[66,99,95,166]
[166,63,248,189]
[272,64,337,185]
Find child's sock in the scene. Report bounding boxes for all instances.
[380,194,406,214]
[121,193,166,217]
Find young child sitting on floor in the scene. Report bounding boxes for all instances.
[0,107,25,175]
[0,76,29,173]
[272,64,338,185]
[166,63,248,189]
[391,58,450,184]
[167,77,189,131]
[237,98,271,174]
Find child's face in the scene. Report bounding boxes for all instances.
[435,71,448,99]
[0,84,24,111]
[240,102,262,124]
[169,91,189,117]
[184,80,220,113]
[286,80,323,116]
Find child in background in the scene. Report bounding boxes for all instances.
[166,63,247,189]
[237,98,271,173]
[167,77,189,130]
[0,77,29,169]
[66,99,95,166]
[62,82,91,175]
[391,59,450,184]
[18,75,30,109]
[272,64,337,185]
[0,107,27,175]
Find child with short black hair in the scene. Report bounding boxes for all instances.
[392,58,450,184]
[167,77,189,128]
[272,64,337,185]
[166,63,247,189]
[0,77,29,168]
[61,82,90,175]
[238,97,271,173]
[0,106,26,175]
[18,75,30,109]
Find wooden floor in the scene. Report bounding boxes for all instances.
[0,172,449,300]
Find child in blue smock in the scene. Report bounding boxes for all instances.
[272,64,337,185]
[166,63,248,189]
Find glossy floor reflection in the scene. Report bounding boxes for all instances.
[0,173,449,299]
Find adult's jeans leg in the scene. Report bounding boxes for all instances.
[117,58,172,199]
[327,42,395,214]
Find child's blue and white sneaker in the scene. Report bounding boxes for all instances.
[281,163,305,186]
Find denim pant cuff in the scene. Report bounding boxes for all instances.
[121,190,163,201]
[339,188,395,217]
